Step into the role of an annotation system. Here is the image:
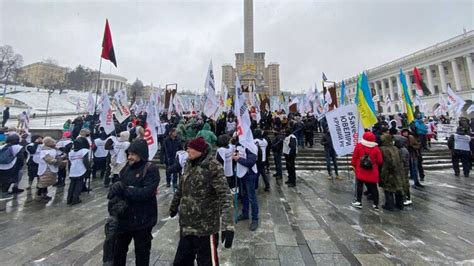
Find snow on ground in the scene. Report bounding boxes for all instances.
[1,85,91,116]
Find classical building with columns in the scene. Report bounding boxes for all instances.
[98,73,127,94]
[338,30,474,116]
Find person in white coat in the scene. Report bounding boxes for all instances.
[216,134,235,188]
[67,137,91,205]
[0,135,25,200]
[110,131,130,183]
[254,130,269,191]
[92,129,109,180]
[37,137,64,202]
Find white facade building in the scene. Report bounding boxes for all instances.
[98,73,127,94]
[339,31,474,116]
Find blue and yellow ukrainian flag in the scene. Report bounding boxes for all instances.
[355,72,378,128]
[399,68,415,123]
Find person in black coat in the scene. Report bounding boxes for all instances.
[107,139,160,266]
[271,129,285,179]
[163,128,183,188]
[304,116,315,148]
[320,127,340,180]
[2,107,10,127]
[26,135,43,191]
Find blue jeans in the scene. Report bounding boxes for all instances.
[409,157,419,184]
[166,163,178,188]
[324,149,338,176]
[273,151,283,177]
[240,173,259,221]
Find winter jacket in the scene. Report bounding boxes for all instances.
[414,119,428,135]
[394,136,410,171]
[163,136,183,165]
[271,133,285,153]
[169,149,234,237]
[351,132,383,183]
[114,140,160,232]
[379,134,404,192]
[447,127,474,152]
[320,131,335,154]
[196,123,217,145]
[406,134,421,158]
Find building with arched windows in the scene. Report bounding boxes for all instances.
[338,31,474,116]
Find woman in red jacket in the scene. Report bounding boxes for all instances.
[351,131,383,210]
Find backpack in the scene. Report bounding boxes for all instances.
[359,148,373,170]
[104,138,115,150]
[0,145,15,165]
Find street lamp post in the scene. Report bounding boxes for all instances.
[44,88,54,126]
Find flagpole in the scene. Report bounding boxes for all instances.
[91,57,103,138]
[94,58,103,115]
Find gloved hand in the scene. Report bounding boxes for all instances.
[221,230,234,248]
[109,181,124,196]
[169,209,178,218]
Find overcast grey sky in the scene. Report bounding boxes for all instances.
[1,0,473,93]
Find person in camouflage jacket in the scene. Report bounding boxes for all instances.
[379,133,405,211]
[169,137,234,265]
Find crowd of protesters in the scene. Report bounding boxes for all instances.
[0,104,472,265]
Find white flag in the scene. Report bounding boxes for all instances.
[222,83,229,110]
[203,60,218,118]
[447,85,466,114]
[100,92,115,134]
[234,75,257,155]
[113,90,131,123]
[87,91,95,115]
[325,90,332,105]
[174,94,184,116]
[467,104,474,114]
[288,97,299,107]
[145,100,159,160]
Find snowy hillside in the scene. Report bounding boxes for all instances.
[1,86,91,116]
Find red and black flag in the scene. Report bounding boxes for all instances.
[413,67,430,96]
[101,19,117,67]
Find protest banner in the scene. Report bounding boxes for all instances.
[326,104,363,156]
[437,124,456,140]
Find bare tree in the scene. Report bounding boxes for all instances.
[0,45,23,83]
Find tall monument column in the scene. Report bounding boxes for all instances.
[244,0,254,63]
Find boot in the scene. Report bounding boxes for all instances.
[250,220,258,231]
[395,191,404,210]
[382,191,395,211]
[10,187,24,194]
[237,214,249,221]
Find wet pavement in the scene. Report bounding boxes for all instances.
[1,166,473,265]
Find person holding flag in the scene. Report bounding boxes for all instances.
[232,75,259,231]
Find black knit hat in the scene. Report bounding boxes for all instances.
[127,139,149,161]
[73,137,90,152]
